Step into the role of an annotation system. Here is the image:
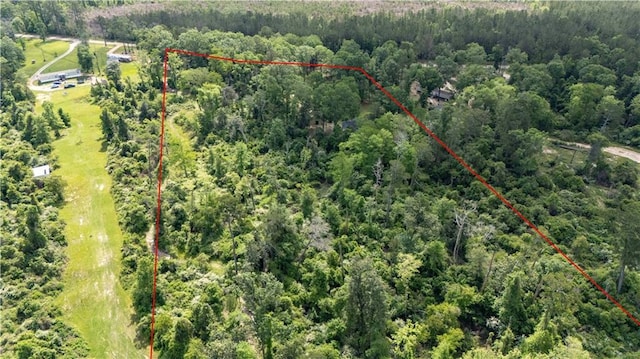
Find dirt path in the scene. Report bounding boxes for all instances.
[602,146,640,163]
[570,142,640,164]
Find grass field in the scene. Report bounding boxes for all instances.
[18,39,70,78]
[36,87,144,358]
[44,44,111,75]
[120,61,140,81]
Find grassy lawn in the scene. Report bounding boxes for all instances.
[35,87,144,358]
[121,61,140,81]
[44,44,110,75]
[17,38,70,78]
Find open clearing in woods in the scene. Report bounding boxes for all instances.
[37,86,143,358]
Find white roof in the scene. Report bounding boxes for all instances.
[107,54,132,59]
[32,165,51,178]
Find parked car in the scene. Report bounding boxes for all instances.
[64,83,76,89]
[53,81,61,85]
[51,83,60,89]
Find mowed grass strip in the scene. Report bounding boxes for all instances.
[18,38,70,78]
[37,87,143,358]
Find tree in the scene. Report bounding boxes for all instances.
[240,272,284,359]
[497,272,529,335]
[191,302,214,341]
[168,317,193,358]
[508,64,553,98]
[35,19,47,42]
[77,43,93,73]
[578,64,617,87]
[610,158,639,187]
[596,95,625,132]
[435,55,458,80]
[345,257,389,358]
[298,215,331,263]
[260,204,301,278]
[132,256,154,317]
[196,83,222,141]
[395,253,422,314]
[566,83,606,130]
[11,17,26,33]
[300,187,316,219]
[403,63,444,95]
[613,202,640,294]
[106,61,121,84]
[178,68,223,96]
[521,313,559,355]
[216,191,242,274]
[0,36,25,83]
[630,94,640,126]
[457,43,487,65]
[453,202,476,264]
[496,91,554,133]
[32,114,51,147]
[505,47,529,65]
[456,65,493,90]
[583,132,610,185]
[391,320,425,359]
[184,338,208,359]
[432,328,464,359]
[100,109,115,141]
[42,101,63,137]
[22,205,45,254]
[57,108,71,127]
[43,175,66,206]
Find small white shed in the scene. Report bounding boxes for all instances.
[32,165,51,178]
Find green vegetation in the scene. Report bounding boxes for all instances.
[17,38,70,78]
[43,44,110,74]
[1,36,88,358]
[37,88,142,358]
[120,60,139,81]
[3,1,640,358]
[93,10,639,356]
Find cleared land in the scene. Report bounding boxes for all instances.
[36,86,142,358]
[43,43,110,74]
[18,39,70,78]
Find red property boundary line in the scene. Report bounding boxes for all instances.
[150,47,640,357]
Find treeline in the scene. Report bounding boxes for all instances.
[130,23,640,146]
[74,1,640,145]
[0,0,132,39]
[88,2,640,73]
[92,25,640,358]
[0,36,88,357]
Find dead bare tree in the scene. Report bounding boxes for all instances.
[373,157,383,190]
[453,202,477,264]
[297,215,332,264]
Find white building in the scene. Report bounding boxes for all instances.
[107,54,133,63]
[32,165,51,178]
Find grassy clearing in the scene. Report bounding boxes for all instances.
[37,87,144,358]
[120,61,140,81]
[542,145,589,170]
[44,44,110,74]
[17,38,70,78]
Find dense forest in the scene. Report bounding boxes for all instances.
[0,36,89,357]
[2,1,640,358]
